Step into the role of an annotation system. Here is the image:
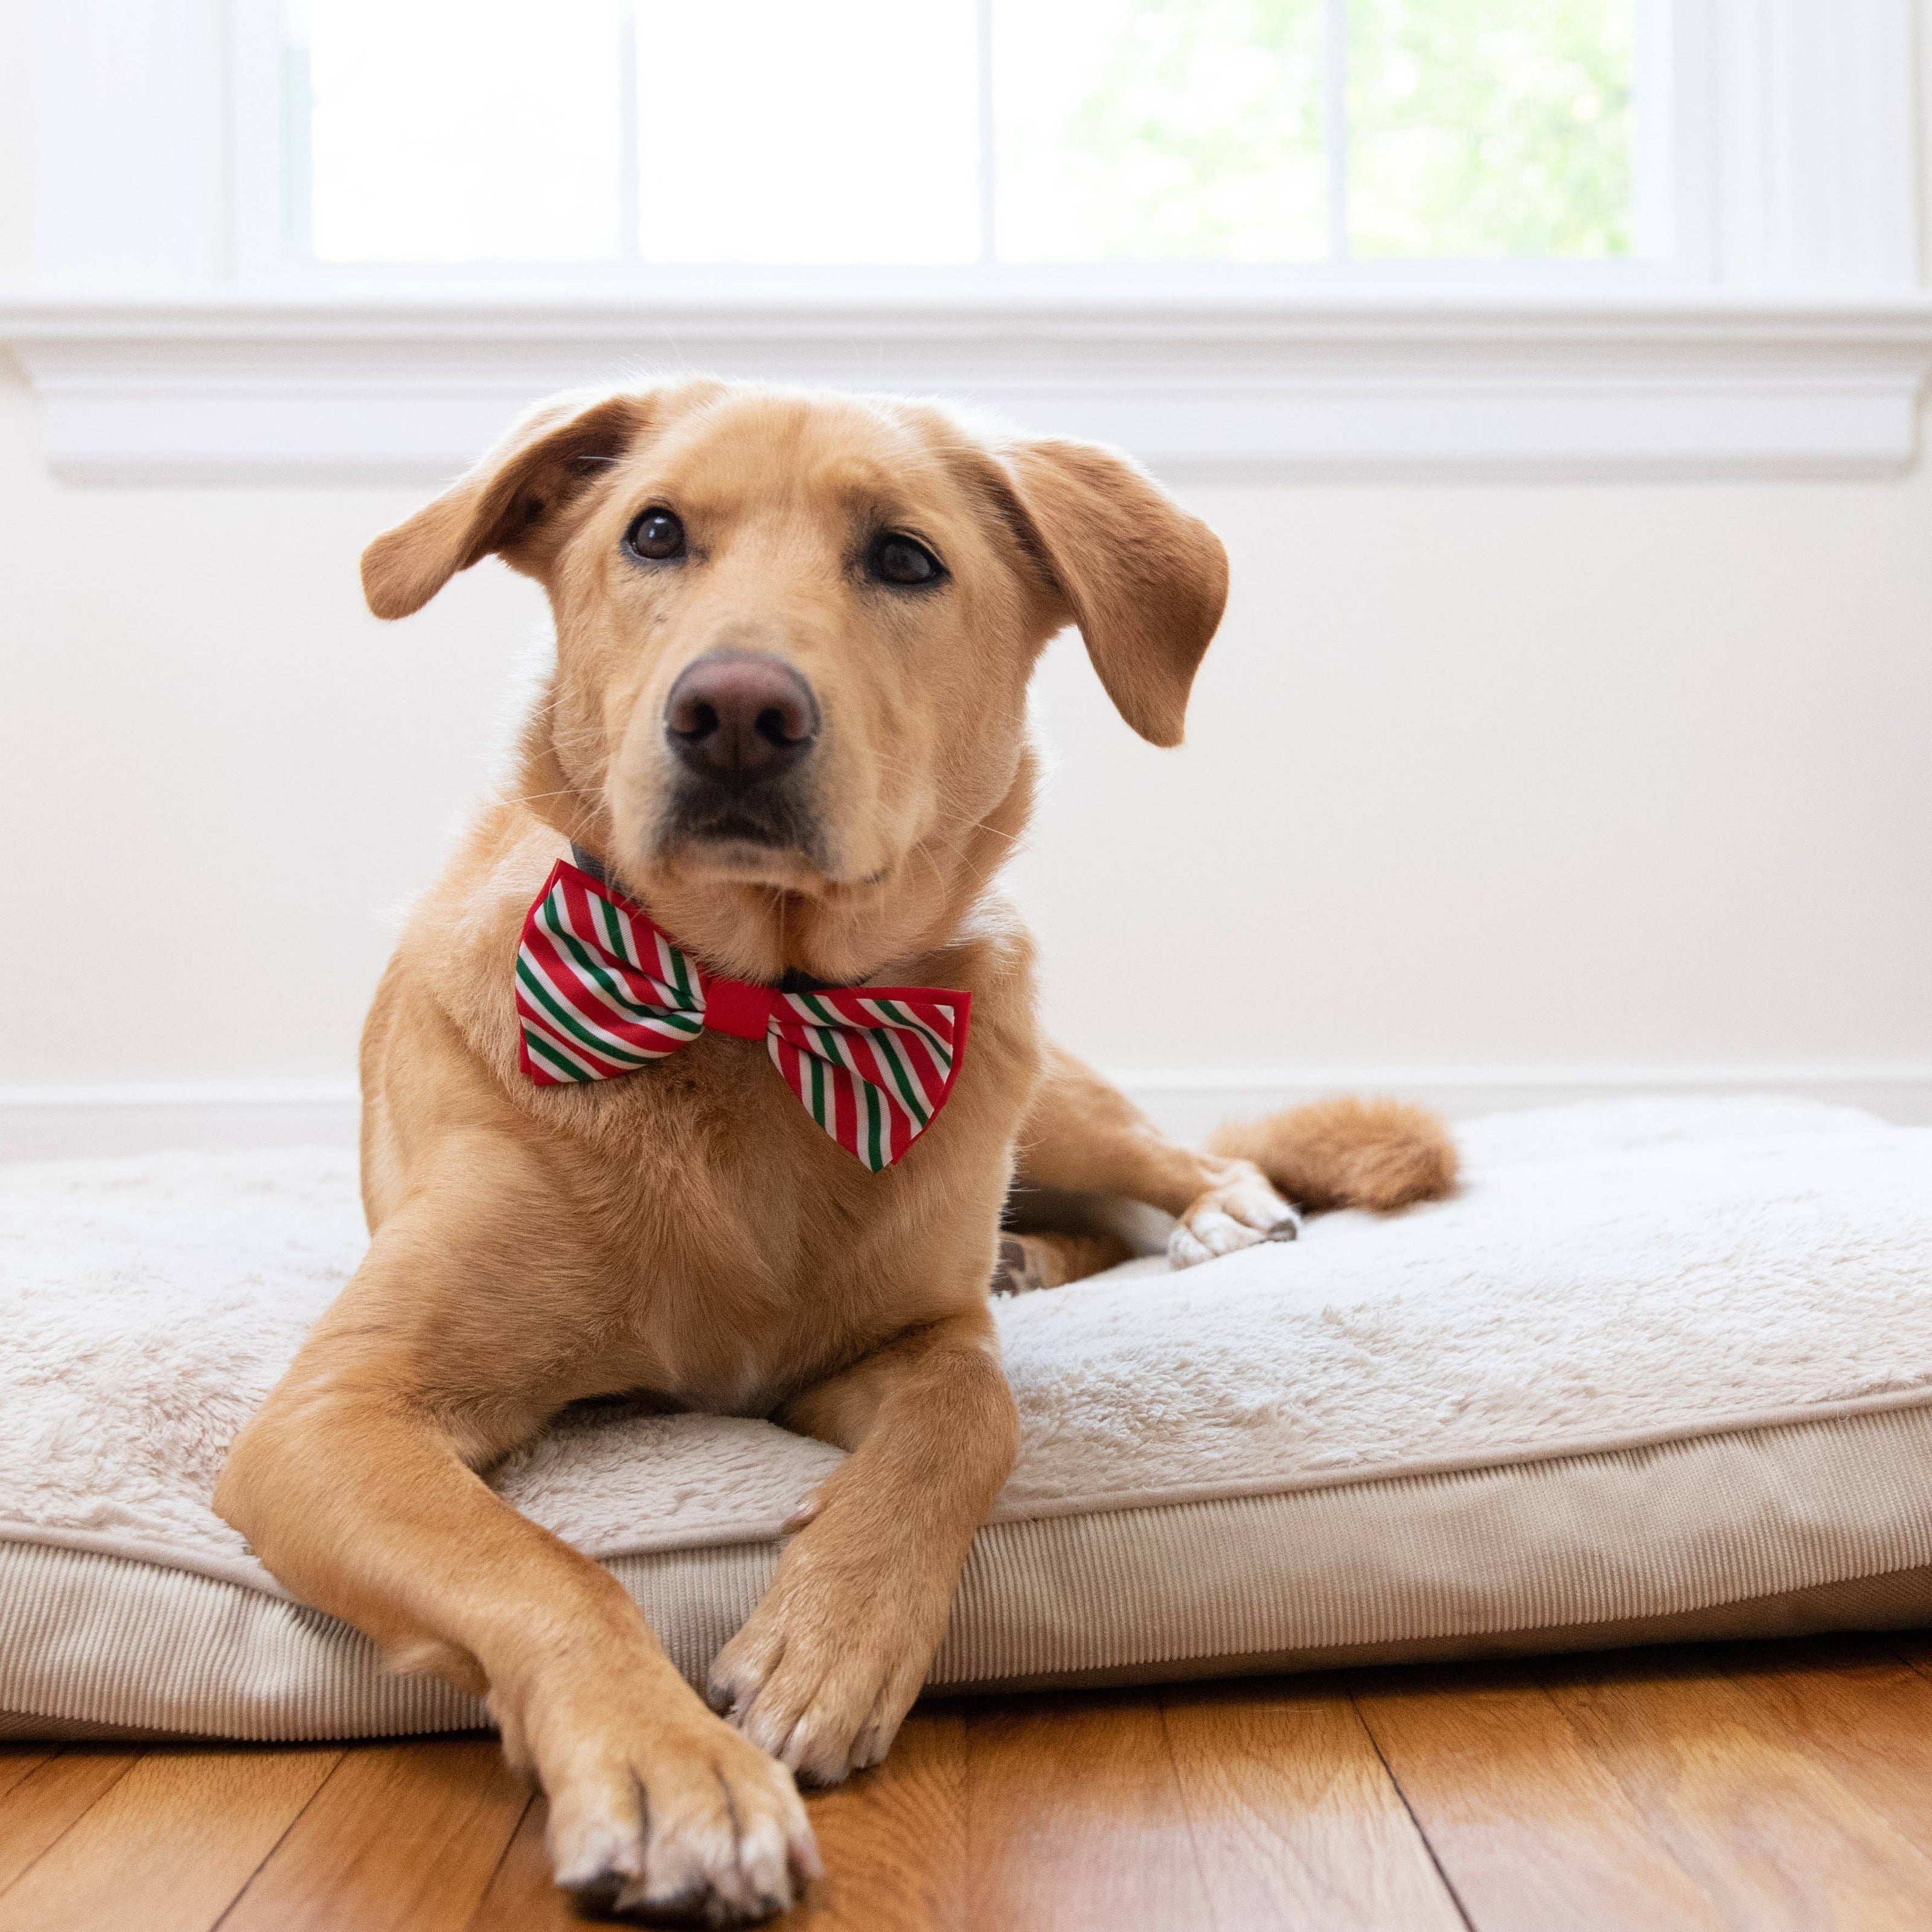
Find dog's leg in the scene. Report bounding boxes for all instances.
[706,1305,1017,1784]
[1016,1044,1458,1267]
[215,1189,819,1925]
[991,1228,1134,1294]
[1017,1041,1302,1266]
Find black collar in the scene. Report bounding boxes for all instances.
[568,842,616,888]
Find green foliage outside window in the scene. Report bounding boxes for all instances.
[1010,0,1634,261]
[1349,0,1634,257]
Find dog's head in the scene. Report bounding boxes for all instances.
[363,380,1226,980]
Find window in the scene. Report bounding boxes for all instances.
[5,0,1923,483]
[279,0,1652,273]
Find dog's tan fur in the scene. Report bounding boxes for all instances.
[216,381,1455,1924]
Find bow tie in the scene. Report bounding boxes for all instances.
[513,854,970,1171]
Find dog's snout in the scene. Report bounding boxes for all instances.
[665,651,819,787]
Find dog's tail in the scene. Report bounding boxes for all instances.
[1209,1096,1457,1213]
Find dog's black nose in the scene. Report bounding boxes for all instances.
[664,651,819,786]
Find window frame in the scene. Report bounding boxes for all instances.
[2,0,1926,484]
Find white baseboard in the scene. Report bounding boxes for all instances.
[1121,1066,1932,1142]
[2,1066,1928,1163]
[0,1083,361,1163]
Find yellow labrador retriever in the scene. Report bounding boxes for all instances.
[216,380,1454,1924]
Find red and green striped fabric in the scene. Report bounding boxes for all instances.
[515,859,968,1172]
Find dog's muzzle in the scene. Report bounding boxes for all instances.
[661,648,825,859]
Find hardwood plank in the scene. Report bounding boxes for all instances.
[0,1745,341,1932]
[1713,1636,1932,1853]
[459,1794,558,1932]
[0,1759,51,1812]
[964,1688,1211,1932]
[220,1737,529,1932]
[789,1704,967,1932]
[1881,1631,1932,1701]
[1161,1677,1466,1932]
[0,1750,142,1896]
[1357,1662,1728,1932]
[1544,1644,1932,1931]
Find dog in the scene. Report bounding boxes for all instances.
[215,379,1455,1924]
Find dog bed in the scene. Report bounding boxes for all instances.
[4,1096,1931,1741]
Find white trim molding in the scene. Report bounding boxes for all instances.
[4,288,1932,484]
[4,1067,1928,1163]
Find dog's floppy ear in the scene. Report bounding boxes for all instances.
[998,437,1229,747]
[360,389,655,620]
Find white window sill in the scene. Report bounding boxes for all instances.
[2,286,1930,484]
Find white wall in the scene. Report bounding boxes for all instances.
[2,6,1929,1145]
[1021,472,1932,1086]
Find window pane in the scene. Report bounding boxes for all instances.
[298,0,623,263]
[633,2,979,266]
[1346,0,1636,258]
[994,0,1326,264]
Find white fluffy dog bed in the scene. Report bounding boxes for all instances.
[4,1096,1932,1741]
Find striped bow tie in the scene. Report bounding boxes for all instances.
[513,854,969,1172]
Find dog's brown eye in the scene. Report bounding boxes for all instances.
[868,533,944,587]
[625,508,686,561]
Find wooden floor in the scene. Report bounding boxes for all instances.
[9,1633,1932,1929]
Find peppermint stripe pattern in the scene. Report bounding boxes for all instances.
[516,863,703,1082]
[514,860,968,1171]
[767,988,962,1172]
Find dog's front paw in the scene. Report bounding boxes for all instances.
[707,1542,945,1786]
[540,1702,819,1925]
[1168,1158,1301,1268]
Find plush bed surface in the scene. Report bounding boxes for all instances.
[4,1096,1932,1739]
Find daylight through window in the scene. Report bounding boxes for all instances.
[284,0,1643,269]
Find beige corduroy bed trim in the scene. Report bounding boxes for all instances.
[7,1400,1932,1741]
